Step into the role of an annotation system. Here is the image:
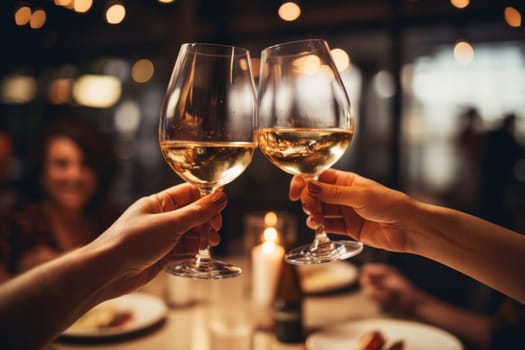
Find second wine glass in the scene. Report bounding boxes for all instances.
[257,39,363,264]
[159,43,257,279]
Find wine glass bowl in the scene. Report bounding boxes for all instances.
[159,43,257,279]
[257,39,363,264]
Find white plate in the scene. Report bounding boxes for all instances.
[306,318,463,350]
[298,261,358,294]
[62,292,167,338]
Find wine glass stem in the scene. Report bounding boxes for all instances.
[304,175,333,253]
[193,188,215,266]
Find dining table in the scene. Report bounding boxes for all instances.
[49,256,385,350]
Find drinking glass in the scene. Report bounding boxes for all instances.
[257,39,363,264]
[159,43,257,279]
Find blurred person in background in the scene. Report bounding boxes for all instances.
[0,117,119,282]
[479,112,524,230]
[453,107,485,214]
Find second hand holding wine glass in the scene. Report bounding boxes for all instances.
[159,43,257,279]
[257,39,363,264]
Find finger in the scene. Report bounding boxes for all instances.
[317,168,344,184]
[289,175,307,201]
[210,213,222,232]
[147,191,228,242]
[307,176,376,209]
[149,183,201,213]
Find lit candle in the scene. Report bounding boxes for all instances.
[251,226,285,308]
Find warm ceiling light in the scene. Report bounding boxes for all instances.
[106,4,126,24]
[450,0,469,9]
[73,75,122,108]
[453,41,474,64]
[278,2,301,22]
[504,7,522,28]
[74,0,93,13]
[29,9,46,29]
[330,48,350,72]
[158,0,175,3]
[131,58,155,83]
[14,6,31,26]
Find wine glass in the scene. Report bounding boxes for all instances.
[257,39,363,264]
[159,43,257,279]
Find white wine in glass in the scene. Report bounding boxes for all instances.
[159,43,257,279]
[257,39,363,264]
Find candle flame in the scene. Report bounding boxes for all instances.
[263,227,278,242]
[262,241,276,254]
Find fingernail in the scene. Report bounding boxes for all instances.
[211,191,227,206]
[308,181,322,194]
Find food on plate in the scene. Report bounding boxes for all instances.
[68,302,133,331]
[386,340,405,350]
[357,330,385,350]
[357,330,405,350]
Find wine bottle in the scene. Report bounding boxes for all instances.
[273,258,304,343]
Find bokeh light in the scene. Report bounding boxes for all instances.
[504,7,522,28]
[453,40,474,64]
[331,48,351,72]
[1,75,37,104]
[74,0,93,13]
[73,75,121,108]
[29,9,46,29]
[278,2,301,22]
[14,6,31,26]
[450,0,469,9]
[106,4,126,24]
[131,58,154,83]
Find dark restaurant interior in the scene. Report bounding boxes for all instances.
[1,1,525,349]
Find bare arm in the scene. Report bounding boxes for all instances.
[291,169,525,303]
[409,202,525,304]
[0,184,227,349]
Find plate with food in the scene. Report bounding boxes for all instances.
[61,292,167,339]
[297,261,358,295]
[306,318,463,350]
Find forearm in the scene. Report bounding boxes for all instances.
[407,201,525,303]
[0,244,114,349]
[413,292,492,349]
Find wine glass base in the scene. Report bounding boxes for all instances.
[166,259,242,280]
[285,240,363,265]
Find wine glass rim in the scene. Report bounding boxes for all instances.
[181,42,251,57]
[261,38,328,55]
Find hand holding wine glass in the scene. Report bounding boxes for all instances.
[159,43,257,279]
[257,39,363,264]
